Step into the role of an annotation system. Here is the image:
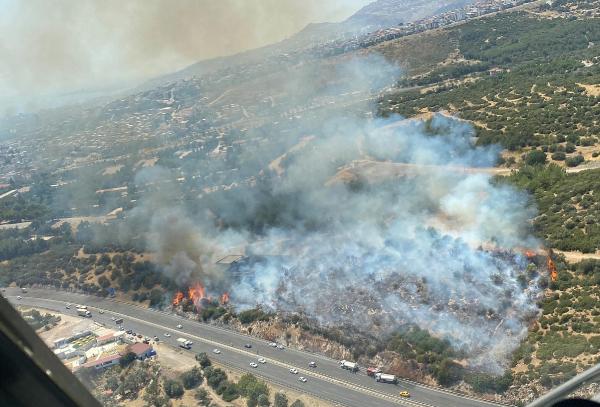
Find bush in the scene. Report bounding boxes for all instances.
[180,366,203,389]
[195,352,212,368]
[290,401,305,407]
[221,382,240,402]
[195,388,210,403]
[551,152,566,161]
[274,392,289,407]
[525,150,547,166]
[238,308,272,324]
[466,371,513,394]
[163,379,184,398]
[566,155,584,167]
[205,367,228,389]
[258,393,270,406]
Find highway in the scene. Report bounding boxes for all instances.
[4,288,506,407]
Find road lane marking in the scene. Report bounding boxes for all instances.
[16,296,425,407]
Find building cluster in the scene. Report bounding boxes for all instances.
[305,0,534,58]
[50,326,156,372]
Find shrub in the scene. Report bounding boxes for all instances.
[163,379,184,398]
[274,392,289,407]
[180,366,203,389]
[551,152,566,161]
[525,150,547,166]
[566,155,584,167]
[195,352,212,368]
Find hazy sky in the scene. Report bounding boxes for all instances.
[0,0,372,113]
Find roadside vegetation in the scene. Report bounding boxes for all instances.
[79,351,306,407]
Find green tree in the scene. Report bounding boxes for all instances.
[119,351,137,368]
[163,379,184,399]
[195,352,211,368]
[290,401,305,407]
[180,366,203,389]
[525,150,547,166]
[195,388,211,406]
[274,392,288,407]
[258,393,270,406]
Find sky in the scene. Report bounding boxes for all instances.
[0,0,372,114]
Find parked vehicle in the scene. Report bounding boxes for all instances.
[249,362,258,368]
[298,377,307,383]
[114,318,123,324]
[213,349,221,354]
[308,361,317,368]
[289,368,298,374]
[258,358,266,364]
[399,391,410,398]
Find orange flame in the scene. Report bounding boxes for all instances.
[220,292,230,305]
[547,252,558,282]
[188,282,206,308]
[524,250,536,258]
[172,291,184,306]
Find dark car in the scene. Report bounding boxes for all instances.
[244,343,252,349]
[126,330,133,335]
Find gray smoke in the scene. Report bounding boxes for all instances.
[121,55,541,372]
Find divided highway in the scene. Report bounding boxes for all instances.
[4,288,506,407]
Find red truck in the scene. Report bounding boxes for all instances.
[367,367,382,377]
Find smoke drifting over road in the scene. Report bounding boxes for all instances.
[126,55,541,372]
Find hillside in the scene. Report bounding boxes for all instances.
[0,1,599,405]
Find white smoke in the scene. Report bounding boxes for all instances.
[224,113,541,372]
[127,55,541,372]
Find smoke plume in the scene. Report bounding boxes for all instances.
[0,0,370,113]
[106,54,541,372]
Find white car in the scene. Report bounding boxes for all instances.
[298,377,307,383]
[111,317,116,321]
[176,324,183,329]
[309,361,317,368]
[119,326,125,331]
[213,349,221,354]
[249,362,258,368]
[277,344,285,350]
[98,310,104,314]
[258,358,266,364]
[16,296,22,300]
[164,332,171,337]
[289,368,298,374]
[269,342,277,347]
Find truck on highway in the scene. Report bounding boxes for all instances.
[177,338,193,349]
[367,367,382,377]
[77,308,92,318]
[375,373,398,384]
[340,360,359,372]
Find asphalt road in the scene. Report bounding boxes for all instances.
[5,288,506,407]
